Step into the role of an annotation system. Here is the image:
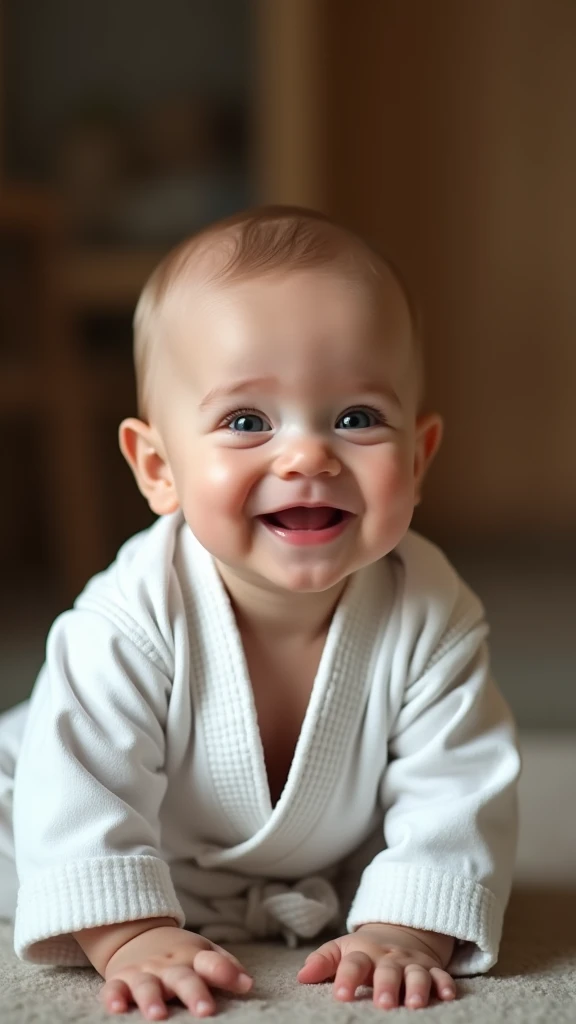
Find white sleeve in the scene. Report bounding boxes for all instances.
[13,609,186,965]
[346,620,520,975]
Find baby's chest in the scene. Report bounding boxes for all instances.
[245,645,323,807]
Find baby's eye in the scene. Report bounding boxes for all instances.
[222,410,273,433]
[336,407,384,430]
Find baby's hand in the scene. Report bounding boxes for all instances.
[297,923,456,1009]
[100,925,253,1019]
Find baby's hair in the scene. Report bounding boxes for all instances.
[133,205,422,418]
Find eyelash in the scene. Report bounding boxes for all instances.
[220,408,266,428]
[219,405,389,430]
[339,404,388,427]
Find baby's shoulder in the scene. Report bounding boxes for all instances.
[392,529,461,590]
[387,531,486,671]
[72,511,186,651]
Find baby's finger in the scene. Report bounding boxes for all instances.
[193,948,253,994]
[129,972,172,1020]
[430,966,457,1001]
[297,940,341,982]
[160,965,216,1018]
[333,951,373,1001]
[100,977,133,1014]
[372,963,403,1009]
[209,942,249,970]
[403,964,432,1009]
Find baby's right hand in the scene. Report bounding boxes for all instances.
[100,925,253,1019]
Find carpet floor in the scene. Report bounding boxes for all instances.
[1,888,575,1024]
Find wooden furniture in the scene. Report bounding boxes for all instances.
[0,187,157,596]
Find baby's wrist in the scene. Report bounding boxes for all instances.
[74,916,180,978]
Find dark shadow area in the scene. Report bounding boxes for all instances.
[495,887,576,978]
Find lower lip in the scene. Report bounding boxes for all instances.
[258,513,353,546]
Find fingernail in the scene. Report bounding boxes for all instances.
[237,973,252,991]
[196,1002,213,1016]
[110,1000,124,1012]
[336,987,349,999]
[378,993,394,1007]
[409,994,423,1007]
[442,987,455,999]
[148,1007,165,1020]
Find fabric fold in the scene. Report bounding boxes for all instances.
[200,876,340,949]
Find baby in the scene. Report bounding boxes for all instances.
[0,205,520,1017]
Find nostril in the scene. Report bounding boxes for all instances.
[273,448,341,477]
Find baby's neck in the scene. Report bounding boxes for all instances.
[215,563,349,646]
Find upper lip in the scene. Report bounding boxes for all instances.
[261,501,354,516]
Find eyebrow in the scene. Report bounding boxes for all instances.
[199,377,280,410]
[198,376,402,410]
[349,379,402,409]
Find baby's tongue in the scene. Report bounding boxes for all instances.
[272,506,336,530]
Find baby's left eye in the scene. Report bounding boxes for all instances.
[336,408,382,429]
[221,410,273,432]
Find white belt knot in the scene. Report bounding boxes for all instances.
[199,875,340,949]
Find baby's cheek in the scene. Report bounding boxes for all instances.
[181,450,255,550]
[371,445,412,495]
[369,450,417,529]
[203,450,256,510]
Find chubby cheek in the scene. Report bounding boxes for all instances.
[178,447,259,557]
[363,446,417,549]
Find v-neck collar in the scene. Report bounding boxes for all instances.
[179,524,380,868]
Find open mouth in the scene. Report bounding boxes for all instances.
[261,506,347,531]
[256,506,354,546]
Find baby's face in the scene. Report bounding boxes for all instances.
[138,265,439,594]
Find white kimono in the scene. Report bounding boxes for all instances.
[0,511,520,975]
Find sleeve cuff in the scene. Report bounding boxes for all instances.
[345,862,503,975]
[14,855,186,965]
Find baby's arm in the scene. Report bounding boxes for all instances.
[13,608,188,965]
[347,614,520,976]
[73,919,253,1019]
[11,604,254,1016]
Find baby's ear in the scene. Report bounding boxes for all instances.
[413,412,443,505]
[118,418,180,515]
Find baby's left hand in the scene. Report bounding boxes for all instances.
[297,923,457,1010]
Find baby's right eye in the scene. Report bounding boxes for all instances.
[221,410,273,433]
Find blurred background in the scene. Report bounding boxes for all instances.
[0,0,575,875]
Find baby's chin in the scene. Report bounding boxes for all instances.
[216,553,351,597]
[248,555,357,595]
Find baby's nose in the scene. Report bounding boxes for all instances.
[272,437,341,478]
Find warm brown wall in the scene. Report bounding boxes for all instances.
[321,0,576,542]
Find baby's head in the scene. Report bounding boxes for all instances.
[120,205,442,596]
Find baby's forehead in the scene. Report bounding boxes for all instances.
[160,274,412,389]
[162,228,411,327]
[160,265,418,407]
[149,223,417,381]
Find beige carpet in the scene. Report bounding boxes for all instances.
[1,888,575,1023]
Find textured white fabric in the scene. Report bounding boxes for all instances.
[0,511,519,974]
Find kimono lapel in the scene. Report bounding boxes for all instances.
[179,526,382,868]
